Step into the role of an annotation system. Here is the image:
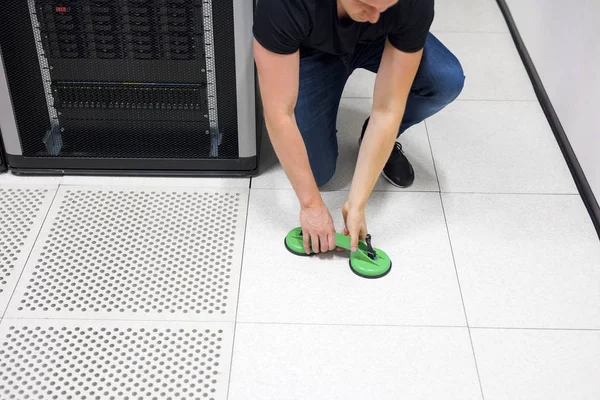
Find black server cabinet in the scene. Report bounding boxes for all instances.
[0,133,6,173]
[0,0,260,176]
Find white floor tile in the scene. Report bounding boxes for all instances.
[442,193,600,329]
[0,186,56,316]
[237,189,466,326]
[5,186,248,322]
[472,328,600,400]
[252,98,439,192]
[435,32,537,100]
[342,68,376,98]
[0,171,62,186]
[427,101,577,194]
[229,324,482,400]
[1,170,252,189]
[324,99,439,192]
[0,319,234,400]
[431,0,509,33]
[61,175,250,188]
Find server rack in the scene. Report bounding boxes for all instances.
[0,132,6,173]
[0,0,260,176]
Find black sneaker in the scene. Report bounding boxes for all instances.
[359,117,415,188]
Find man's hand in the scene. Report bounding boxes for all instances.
[300,201,337,255]
[342,201,368,253]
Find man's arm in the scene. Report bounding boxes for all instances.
[346,39,423,210]
[253,38,323,209]
[254,38,338,253]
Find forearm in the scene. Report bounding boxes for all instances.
[347,110,404,210]
[346,40,422,211]
[265,114,323,208]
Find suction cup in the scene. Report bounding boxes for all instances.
[348,241,392,279]
[284,227,313,256]
[284,227,393,279]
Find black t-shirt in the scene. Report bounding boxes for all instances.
[253,0,434,56]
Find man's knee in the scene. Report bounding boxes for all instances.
[313,162,336,187]
[434,55,465,104]
[300,128,338,187]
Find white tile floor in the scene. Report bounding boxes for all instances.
[1,0,600,399]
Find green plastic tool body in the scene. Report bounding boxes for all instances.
[284,227,392,279]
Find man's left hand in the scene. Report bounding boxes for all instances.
[341,201,368,253]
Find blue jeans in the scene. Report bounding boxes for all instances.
[295,33,465,186]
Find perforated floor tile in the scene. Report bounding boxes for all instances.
[5,186,248,322]
[0,186,56,315]
[0,319,233,400]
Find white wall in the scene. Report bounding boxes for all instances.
[505,0,600,200]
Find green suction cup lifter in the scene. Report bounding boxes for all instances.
[284,227,350,256]
[284,227,392,278]
[284,227,313,256]
[348,235,392,279]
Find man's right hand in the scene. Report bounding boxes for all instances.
[300,202,337,255]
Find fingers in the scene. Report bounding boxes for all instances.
[328,232,337,251]
[350,230,358,253]
[320,232,337,252]
[311,233,320,254]
[344,221,358,253]
[301,228,322,254]
[303,229,310,254]
[302,228,339,254]
[317,232,326,253]
[302,231,337,254]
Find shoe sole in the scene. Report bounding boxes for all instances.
[381,169,413,188]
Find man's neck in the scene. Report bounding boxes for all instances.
[337,0,349,18]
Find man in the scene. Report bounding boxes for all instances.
[253,0,464,255]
